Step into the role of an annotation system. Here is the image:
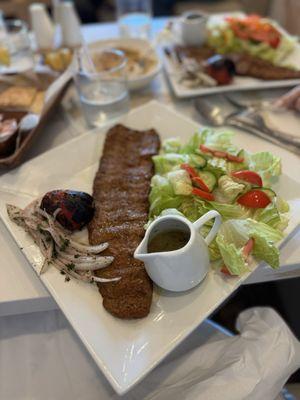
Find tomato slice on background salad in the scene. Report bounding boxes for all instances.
[232,170,263,187]
[237,189,271,208]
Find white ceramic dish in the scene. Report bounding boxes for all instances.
[88,38,161,91]
[135,211,221,291]
[163,13,300,98]
[180,10,208,46]
[0,101,300,395]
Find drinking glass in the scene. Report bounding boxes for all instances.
[5,19,31,53]
[0,13,10,69]
[74,48,130,128]
[116,0,152,39]
[0,18,33,71]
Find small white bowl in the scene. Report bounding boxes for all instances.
[88,38,161,91]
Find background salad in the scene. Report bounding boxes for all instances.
[207,14,296,66]
[148,128,289,276]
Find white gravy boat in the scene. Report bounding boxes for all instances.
[134,210,221,292]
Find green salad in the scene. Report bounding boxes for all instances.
[148,129,289,276]
[207,15,296,67]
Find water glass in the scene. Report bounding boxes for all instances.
[0,13,10,68]
[0,18,33,70]
[74,48,130,128]
[116,0,152,39]
[5,19,31,54]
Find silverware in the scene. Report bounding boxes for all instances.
[224,93,276,112]
[224,94,300,147]
[194,97,247,127]
[194,97,300,155]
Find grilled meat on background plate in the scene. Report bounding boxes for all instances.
[173,45,300,81]
[229,53,300,80]
[88,124,160,319]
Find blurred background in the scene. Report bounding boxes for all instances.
[1,0,299,35]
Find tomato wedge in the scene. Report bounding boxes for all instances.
[192,187,214,201]
[180,163,198,178]
[213,150,228,158]
[226,153,244,163]
[269,36,280,49]
[192,176,210,192]
[221,238,254,276]
[221,265,231,275]
[232,170,263,187]
[237,189,271,208]
[243,238,254,258]
[198,145,244,163]
[199,144,213,154]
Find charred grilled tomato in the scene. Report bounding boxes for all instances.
[204,55,235,85]
[40,190,94,231]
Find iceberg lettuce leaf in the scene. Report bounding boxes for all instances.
[247,151,281,186]
[153,153,189,174]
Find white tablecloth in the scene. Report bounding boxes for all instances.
[1,308,298,400]
[0,310,227,400]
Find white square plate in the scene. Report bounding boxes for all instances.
[0,101,300,394]
[163,14,300,98]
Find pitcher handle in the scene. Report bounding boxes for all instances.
[193,210,221,245]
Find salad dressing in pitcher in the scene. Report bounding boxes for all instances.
[147,230,190,253]
[135,211,221,291]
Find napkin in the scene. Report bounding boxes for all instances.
[261,109,300,140]
[120,307,300,400]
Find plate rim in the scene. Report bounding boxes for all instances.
[162,52,300,98]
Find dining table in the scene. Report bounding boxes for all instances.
[0,17,300,400]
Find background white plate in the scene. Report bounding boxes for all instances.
[163,13,300,98]
[0,101,300,394]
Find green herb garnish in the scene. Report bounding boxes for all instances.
[60,238,70,251]
[66,263,75,271]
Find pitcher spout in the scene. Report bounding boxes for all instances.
[134,235,151,262]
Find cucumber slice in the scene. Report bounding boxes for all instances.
[237,149,246,159]
[260,187,276,199]
[195,148,211,157]
[227,149,248,173]
[190,154,207,169]
[198,171,217,192]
